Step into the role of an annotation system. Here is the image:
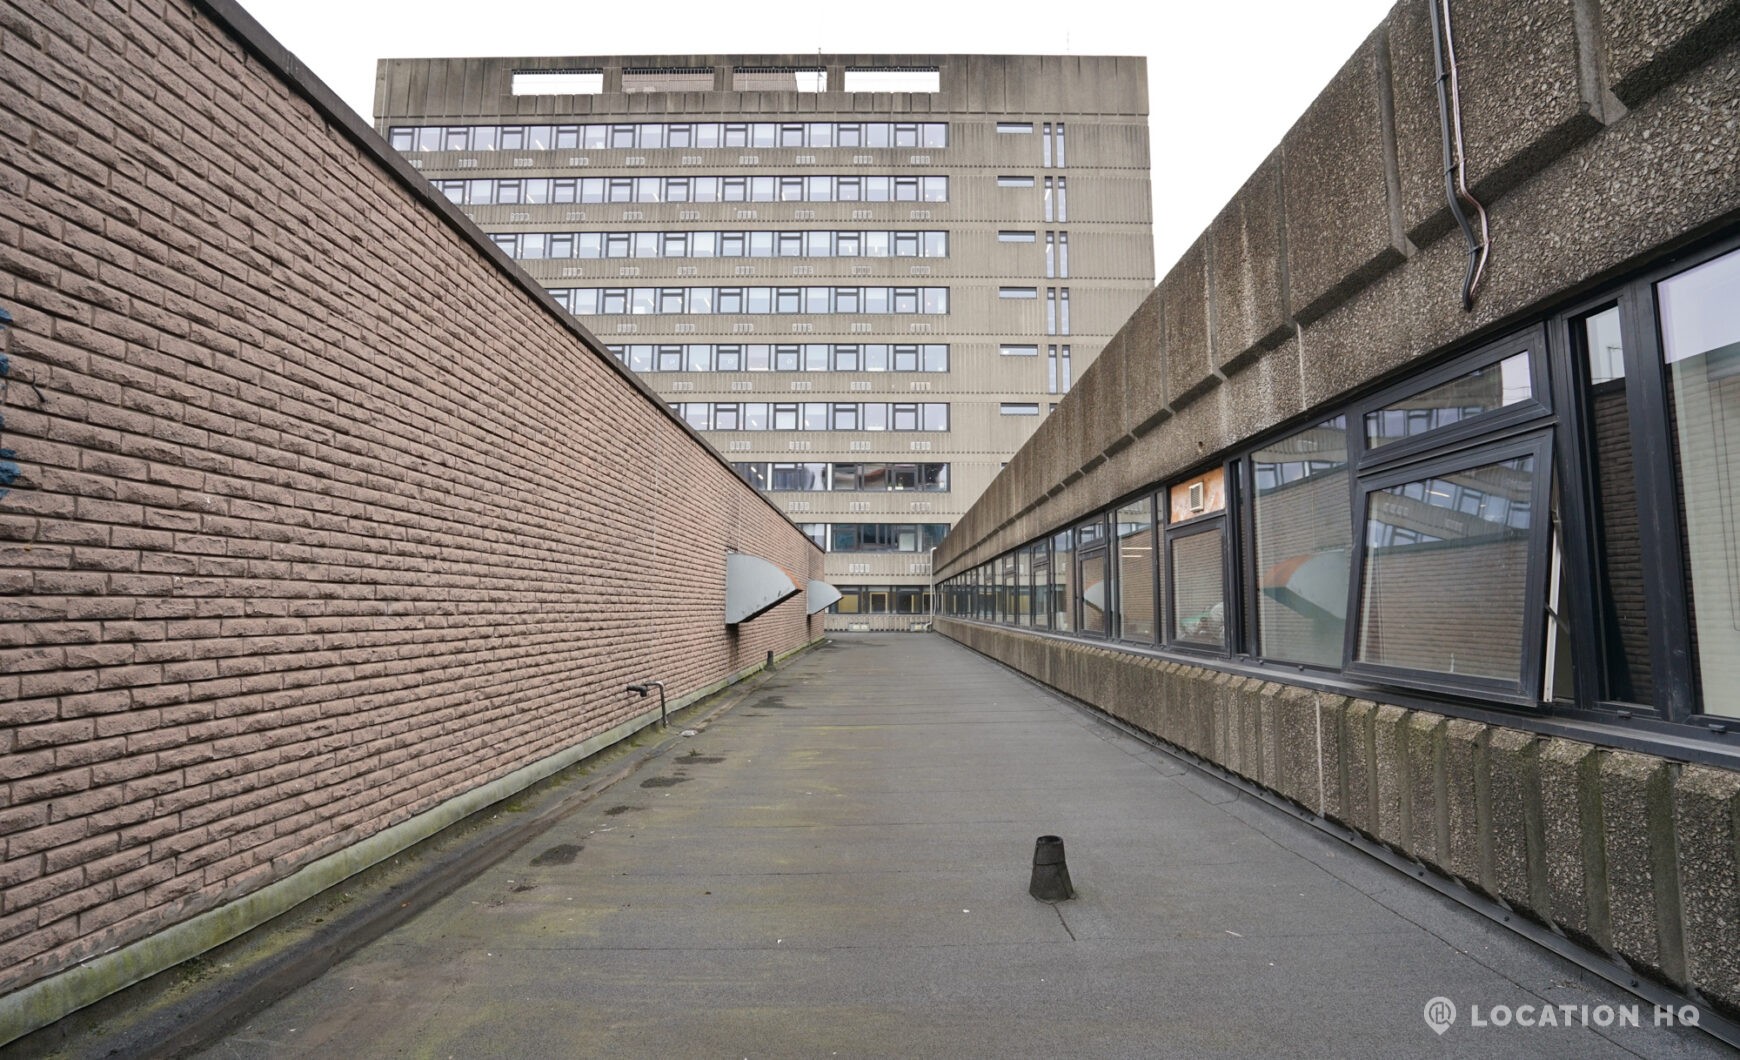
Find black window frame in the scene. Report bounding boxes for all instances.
[1545,239,1734,724]
[1241,416,1353,671]
[1075,514,1112,639]
[1356,326,1549,470]
[1113,493,1160,646]
[1164,515,1230,657]
[1344,429,1557,706]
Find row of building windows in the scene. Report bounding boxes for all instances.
[732,461,949,492]
[488,229,948,261]
[610,343,949,373]
[938,238,1740,734]
[1041,122,1067,168]
[672,402,949,432]
[1048,288,1071,335]
[829,585,934,615]
[1049,345,1073,394]
[797,523,949,553]
[553,286,949,316]
[391,120,950,153]
[434,175,949,207]
[940,372,1544,676]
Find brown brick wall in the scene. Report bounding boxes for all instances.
[0,0,821,997]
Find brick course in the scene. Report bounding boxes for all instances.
[0,0,822,999]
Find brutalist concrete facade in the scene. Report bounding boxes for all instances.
[0,0,823,1042]
[374,55,1155,630]
[935,0,1740,1018]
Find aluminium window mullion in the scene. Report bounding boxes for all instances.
[1233,457,1259,659]
[1618,280,1698,720]
[1545,297,1615,714]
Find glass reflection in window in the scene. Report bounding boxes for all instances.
[1579,306,1654,704]
[1357,455,1536,680]
[1366,352,1533,449]
[1115,498,1157,642]
[1251,418,1351,667]
[1052,530,1074,632]
[1080,551,1108,635]
[1659,247,1740,717]
[1171,530,1225,649]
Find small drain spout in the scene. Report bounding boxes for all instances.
[627,681,668,729]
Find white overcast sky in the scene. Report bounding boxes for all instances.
[238,0,1397,278]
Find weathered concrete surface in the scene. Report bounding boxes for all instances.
[190,636,1722,1059]
[933,15,1740,584]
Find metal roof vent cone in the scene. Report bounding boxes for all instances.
[1029,835,1075,902]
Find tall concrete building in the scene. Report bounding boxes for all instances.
[374,55,1155,629]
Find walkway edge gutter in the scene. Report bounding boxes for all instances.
[0,639,820,1049]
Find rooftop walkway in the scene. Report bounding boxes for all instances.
[196,635,1721,1058]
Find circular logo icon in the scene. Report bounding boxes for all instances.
[1424,996,1457,1036]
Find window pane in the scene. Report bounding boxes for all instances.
[1660,247,1740,717]
[1366,352,1534,449]
[1252,418,1351,666]
[1116,499,1157,642]
[1357,455,1537,680]
[1579,306,1653,703]
[1080,551,1108,634]
[1031,553,1050,630]
[1171,530,1226,648]
[1052,531,1074,632]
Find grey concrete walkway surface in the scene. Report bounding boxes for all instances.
[198,636,1723,1059]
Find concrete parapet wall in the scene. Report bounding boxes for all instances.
[935,0,1740,577]
[937,619,1740,1017]
[0,0,821,1026]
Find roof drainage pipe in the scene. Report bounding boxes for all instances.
[627,681,668,729]
[1428,0,1490,310]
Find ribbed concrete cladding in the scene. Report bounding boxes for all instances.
[376,54,1152,118]
[932,0,1740,1019]
[378,51,1155,629]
